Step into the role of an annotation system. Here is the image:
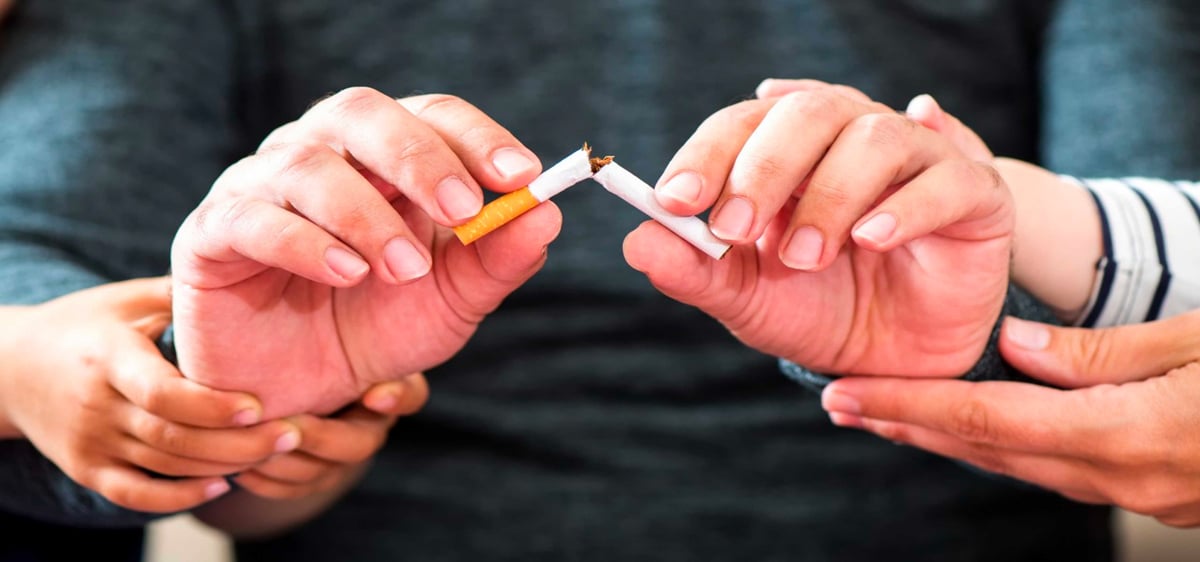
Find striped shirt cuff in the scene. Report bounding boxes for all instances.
[1068,177,1200,328]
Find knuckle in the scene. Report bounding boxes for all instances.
[949,397,998,444]
[738,152,790,184]
[406,93,467,119]
[269,142,334,180]
[847,112,914,149]
[707,99,767,131]
[778,89,844,121]
[324,86,388,118]
[805,175,853,208]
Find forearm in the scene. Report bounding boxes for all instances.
[192,462,369,539]
[999,158,1104,323]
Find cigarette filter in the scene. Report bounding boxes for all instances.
[454,148,594,245]
[592,162,732,260]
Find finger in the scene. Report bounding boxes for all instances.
[999,312,1200,388]
[361,373,430,417]
[90,466,230,513]
[754,78,873,104]
[832,414,1107,502]
[654,100,772,216]
[235,465,348,501]
[436,200,562,321]
[295,87,485,225]
[398,94,542,191]
[288,410,392,465]
[177,195,372,289]
[905,94,993,162]
[108,331,263,429]
[124,408,300,464]
[119,438,250,477]
[713,90,890,245]
[822,377,1117,457]
[249,451,334,484]
[778,111,956,270]
[847,158,1013,253]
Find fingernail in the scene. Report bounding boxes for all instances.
[275,431,301,453]
[370,393,398,413]
[384,237,431,282]
[205,480,231,499]
[854,213,898,246]
[324,247,370,281]
[492,148,537,180]
[658,172,704,206]
[710,196,755,241]
[781,226,824,270]
[821,387,862,415]
[1004,317,1050,351]
[233,408,261,427]
[755,78,778,99]
[828,412,864,429]
[905,94,938,121]
[435,176,482,222]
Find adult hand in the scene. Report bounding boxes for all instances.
[235,374,429,500]
[171,88,559,417]
[821,310,1200,527]
[625,79,1013,377]
[0,278,297,513]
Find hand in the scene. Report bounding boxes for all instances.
[821,310,1200,527]
[235,374,429,499]
[171,88,560,417]
[624,79,1013,376]
[0,278,300,513]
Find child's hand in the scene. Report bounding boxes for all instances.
[0,278,300,513]
[234,374,429,500]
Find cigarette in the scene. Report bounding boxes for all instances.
[591,161,732,260]
[453,147,595,245]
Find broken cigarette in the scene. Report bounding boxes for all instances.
[591,161,732,260]
[453,147,595,245]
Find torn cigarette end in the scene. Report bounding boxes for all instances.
[453,187,541,245]
[590,155,614,173]
[454,147,595,245]
[592,161,732,260]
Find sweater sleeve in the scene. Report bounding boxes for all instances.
[0,0,244,526]
[1067,177,1200,327]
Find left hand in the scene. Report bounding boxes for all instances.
[821,310,1200,527]
[624,79,1013,377]
[234,373,429,499]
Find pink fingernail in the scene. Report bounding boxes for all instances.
[854,213,898,246]
[828,412,864,429]
[325,247,370,281]
[709,196,755,240]
[275,431,301,453]
[383,238,431,282]
[370,393,398,413]
[781,226,824,270]
[233,409,261,427]
[1004,318,1050,351]
[821,387,862,415]
[658,172,704,206]
[492,148,537,180]
[436,176,482,222]
[205,480,231,499]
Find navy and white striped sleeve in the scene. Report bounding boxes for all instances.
[1068,177,1200,327]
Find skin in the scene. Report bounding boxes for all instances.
[824,311,1200,528]
[171,88,556,418]
[626,80,1014,378]
[0,277,426,515]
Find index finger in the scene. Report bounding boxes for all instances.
[822,377,1119,457]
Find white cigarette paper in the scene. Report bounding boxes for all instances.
[592,162,732,259]
[528,149,595,201]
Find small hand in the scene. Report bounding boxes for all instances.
[171,88,559,417]
[0,278,298,513]
[822,310,1200,527]
[625,79,1013,377]
[235,374,429,500]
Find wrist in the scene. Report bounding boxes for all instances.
[0,307,29,439]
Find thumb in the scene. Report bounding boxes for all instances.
[360,373,430,417]
[905,94,994,162]
[623,219,746,321]
[998,313,1200,387]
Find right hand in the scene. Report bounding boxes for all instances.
[0,278,297,513]
[171,88,559,418]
